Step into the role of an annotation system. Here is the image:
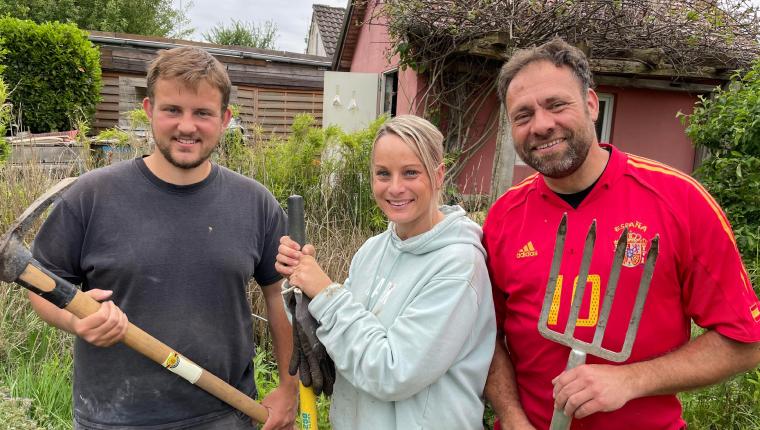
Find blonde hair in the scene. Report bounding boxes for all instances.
[372,115,445,201]
[146,46,231,113]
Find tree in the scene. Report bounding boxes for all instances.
[0,0,194,38]
[203,19,278,49]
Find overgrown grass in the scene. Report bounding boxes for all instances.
[0,387,44,430]
[0,114,374,429]
[2,114,759,430]
[678,246,760,430]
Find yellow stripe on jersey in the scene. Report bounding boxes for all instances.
[504,173,539,195]
[626,156,735,246]
[627,155,753,294]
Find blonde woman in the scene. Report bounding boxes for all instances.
[276,115,495,429]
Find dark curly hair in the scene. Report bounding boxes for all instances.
[497,37,594,104]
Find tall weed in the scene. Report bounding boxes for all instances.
[252,114,386,233]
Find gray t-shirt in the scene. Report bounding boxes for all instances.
[32,158,286,429]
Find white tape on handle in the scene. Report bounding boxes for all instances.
[163,352,203,384]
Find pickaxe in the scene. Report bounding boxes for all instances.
[0,177,269,424]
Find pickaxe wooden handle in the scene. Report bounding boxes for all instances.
[0,178,268,424]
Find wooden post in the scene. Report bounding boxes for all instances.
[490,103,516,202]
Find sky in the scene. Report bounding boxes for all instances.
[177,0,350,54]
[179,0,760,54]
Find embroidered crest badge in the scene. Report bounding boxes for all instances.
[613,221,652,268]
[622,232,649,268]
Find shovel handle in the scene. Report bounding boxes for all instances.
[287,195,319,430]
[17,260,269,424]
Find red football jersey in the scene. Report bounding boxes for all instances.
[484,144,760,430]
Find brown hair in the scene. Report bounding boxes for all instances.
[146,46,231,112]
[497,37,594,104]
[372,115,445,202]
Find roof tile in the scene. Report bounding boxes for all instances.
[313,4,347,57]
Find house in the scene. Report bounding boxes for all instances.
[327,0,757,197]
[89,31,331,139]
[306,4,346,58]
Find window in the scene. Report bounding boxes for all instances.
[595,93,614,143]
[135,86,147,105]
[117,76,149,130]
[382,70,398,117]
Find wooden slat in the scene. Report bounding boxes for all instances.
[258,93,323,103]
[98,94,120,104]
[96,111,121,121]
[93,43,327,139]
[258,101,322,110]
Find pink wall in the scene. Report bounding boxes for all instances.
[348,0,495,193]
[349,0,425,114]
[598,85,697,174]
[460,87,697,193]
[512,87,698,186]
[346,1,700,193]
[451,93,500,194]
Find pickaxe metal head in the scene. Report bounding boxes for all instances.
[0,177,77,283]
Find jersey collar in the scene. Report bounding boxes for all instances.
[535,143,626,209]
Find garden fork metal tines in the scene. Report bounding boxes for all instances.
[538,214,659,430]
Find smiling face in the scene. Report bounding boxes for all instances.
[371,133,444,240]
[143,78,231,183]
[506,60,599,179]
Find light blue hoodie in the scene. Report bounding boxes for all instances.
[309,205,496,430]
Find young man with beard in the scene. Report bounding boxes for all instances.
[482,38,760,430]
[28,47,297,430]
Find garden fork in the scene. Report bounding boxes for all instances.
[538,214,659,430]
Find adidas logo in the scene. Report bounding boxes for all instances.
[516,241,538,258]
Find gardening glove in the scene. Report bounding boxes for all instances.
[285,288,311,386]
[294,289,336,396]
[284,285,336,396]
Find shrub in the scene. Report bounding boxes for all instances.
[681,58,760,289]
[682,58,760,155]
[679,56,760,429]
[215,105,256,175]
[0,18,101,133]
[694,153,760,286]
[253,114,387,232]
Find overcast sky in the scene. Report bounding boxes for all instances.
[178,0,350,53]
[180,0,760,54]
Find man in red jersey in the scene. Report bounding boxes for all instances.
[482,37,760,430]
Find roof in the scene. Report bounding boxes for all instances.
[89,31,330,91]
[332,1,369,71]
[89,30,332,68]
[333,0,759,80]
[312,4,346,57]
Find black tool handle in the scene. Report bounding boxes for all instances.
[287,195,306,247]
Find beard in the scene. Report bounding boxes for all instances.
[154,135,215,170]
[516,124,595,179]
